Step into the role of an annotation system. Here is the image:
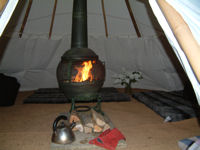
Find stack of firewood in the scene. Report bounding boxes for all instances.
[69,108,111,134]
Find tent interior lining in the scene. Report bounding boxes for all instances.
[0,0,188,92]
[0,0,200,150]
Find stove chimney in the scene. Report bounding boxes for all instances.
[71,0,88,48]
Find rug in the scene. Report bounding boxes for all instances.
[23,87,131,104]
[132,91,199,122]
[178,136,200,150]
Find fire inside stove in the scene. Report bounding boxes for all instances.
[57,57,105,101]
[72,60,95,82]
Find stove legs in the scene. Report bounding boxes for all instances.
[69,96,104,115]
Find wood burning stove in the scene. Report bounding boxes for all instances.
[56,0,105,111]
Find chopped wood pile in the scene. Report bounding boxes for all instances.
[69,108,111,134]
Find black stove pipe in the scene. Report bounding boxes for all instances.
[71,0,88,48]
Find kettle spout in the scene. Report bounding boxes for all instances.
[70,121,76,129]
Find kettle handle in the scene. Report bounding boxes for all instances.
[53,115,68,132]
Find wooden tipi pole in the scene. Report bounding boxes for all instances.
[125,0,141,38]
[19,0,33,38]
[49,0,58,39]
[101,0,108,38]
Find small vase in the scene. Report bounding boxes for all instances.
[125,85,132,95]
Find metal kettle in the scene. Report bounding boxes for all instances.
[52,115,76,144]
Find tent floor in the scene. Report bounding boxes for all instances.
[0,89,199,150]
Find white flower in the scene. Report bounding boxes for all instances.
[134,74,141,80]
[125,78,130,83]
[113,78,122,84]
[112,69,143,87]
[127,72,133,78]
[129,73,136,80]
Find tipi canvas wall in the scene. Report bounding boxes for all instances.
[0,0,185,91]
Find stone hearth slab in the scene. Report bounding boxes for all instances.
[50,112,127,150]
[51,132,126,150]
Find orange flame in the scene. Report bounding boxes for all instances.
[73,60,94,82]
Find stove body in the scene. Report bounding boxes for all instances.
[57,0,105,101]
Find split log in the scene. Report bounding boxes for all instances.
[102,123,111,132]
[84,126,93,134]
[73,122,84,132]
[69,109,112,133]
[69,111,83,132]
[77,111,94,134]
[91,109,106,127]
[69,111,80,123]
[93,124,103,133]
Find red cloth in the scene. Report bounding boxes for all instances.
[89,128,126,150]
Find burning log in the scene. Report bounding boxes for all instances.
[72,60,95,82]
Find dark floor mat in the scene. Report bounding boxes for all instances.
[23,87,131,104]
[132,91,199,122]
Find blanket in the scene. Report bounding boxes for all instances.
[132,90,199,122]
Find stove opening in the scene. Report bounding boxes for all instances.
[72,60,95,82]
